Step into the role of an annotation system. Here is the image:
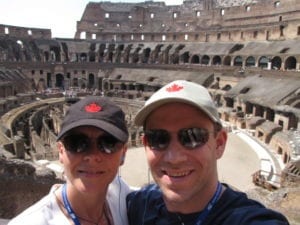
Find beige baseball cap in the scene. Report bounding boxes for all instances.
[134,80,221,126]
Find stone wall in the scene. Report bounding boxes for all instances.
[0,157,62,219]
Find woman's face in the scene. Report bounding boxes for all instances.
[57,126,127,194]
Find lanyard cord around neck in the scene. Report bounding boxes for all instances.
[194,182,222,225]
[62,184,81,225]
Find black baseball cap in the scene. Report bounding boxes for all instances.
[57,96,128,142]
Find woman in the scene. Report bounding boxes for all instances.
[9,96,131,225]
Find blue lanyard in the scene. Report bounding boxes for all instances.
[195,182,222,225]
[62,184,81,225]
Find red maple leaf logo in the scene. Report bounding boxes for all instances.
[85,103,102,112]
[166,84,183,92]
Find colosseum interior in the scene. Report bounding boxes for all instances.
[0,0,300,223]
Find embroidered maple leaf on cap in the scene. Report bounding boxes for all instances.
[85,103,102,112]
[166,83,183,92]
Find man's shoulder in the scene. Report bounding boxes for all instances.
[126,184,165,224]
[128,183,160,197]
[126,183,162,205]
[212,185,290,224]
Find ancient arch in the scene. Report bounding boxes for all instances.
[245,56,255,67]
[121,83,126,90]
[55,74,64,89]
[50,46,60,62]
[201,55,210,65]
[180,52,189,63]
[191,55,200,64]
[212,55,221,65]
[88,73,95,89]
[141,48,151,63]
[285,56,297,70]
[233,56,243,66]
[72,78,79,87]
[223,56,231,66]
[98,44,106,62]
[258,56,269,68]
[271,56,282,70]
[37,78,46,92]
[80,53,88,62]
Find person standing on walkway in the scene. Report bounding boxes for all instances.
[127,80,289,225]
[9,96,131,225]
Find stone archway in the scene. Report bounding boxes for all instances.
[233,56,243,66]
[271,56,282,70]
[55,74,64,89]
[190,55,200,64]
[285,56,297,70]
[201,55,210,65]
[245,56,255,67]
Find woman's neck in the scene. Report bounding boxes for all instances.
[58,183,108,222]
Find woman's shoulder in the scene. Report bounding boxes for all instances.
[8,184,67,225]
[8,193,54,225]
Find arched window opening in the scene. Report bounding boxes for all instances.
[223,56,231,66]
[212,56,221,65]
[121,83,126,90]
[285,56,297,70]
[233,56,243,66]
[190,55,200,64]
[55,74,64,89]
[201,55,210,65]
[271,56,282,70]
[4,27,9,34]
[80,53,87,62]
[88,74,95,89]
[258,56,269,68]
[180,52,189,63]
[80,31,86,39]
[245,56,255,67]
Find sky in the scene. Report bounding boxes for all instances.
[0,0,183,38]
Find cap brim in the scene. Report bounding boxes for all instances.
[57,119,128,142]
[134,97,221,127]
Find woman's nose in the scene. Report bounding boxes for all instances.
[83,141,104,161]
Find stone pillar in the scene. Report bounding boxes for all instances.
[14,136,25,159]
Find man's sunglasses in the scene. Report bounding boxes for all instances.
[61,133,123,154]
[144,127,211,151]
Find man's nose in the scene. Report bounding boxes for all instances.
[163,137,187,163]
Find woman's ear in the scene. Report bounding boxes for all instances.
[57,141,65,164]
[120,155,125,165]
[120,144,128,165]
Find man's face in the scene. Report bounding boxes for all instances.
[143,102,226,213]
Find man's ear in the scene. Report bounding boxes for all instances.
[215,129,227,159]
[142,134,147,146]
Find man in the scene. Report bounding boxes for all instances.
[127,80,289,225]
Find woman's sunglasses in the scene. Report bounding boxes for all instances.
[144,127,211,151]
[61,133,123,154]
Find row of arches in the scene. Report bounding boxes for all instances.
[2,39,299,71]
[61,43,299,71]
[188,55,297,70]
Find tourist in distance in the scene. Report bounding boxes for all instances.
[9,96,131,225]
[127,80,289,225]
